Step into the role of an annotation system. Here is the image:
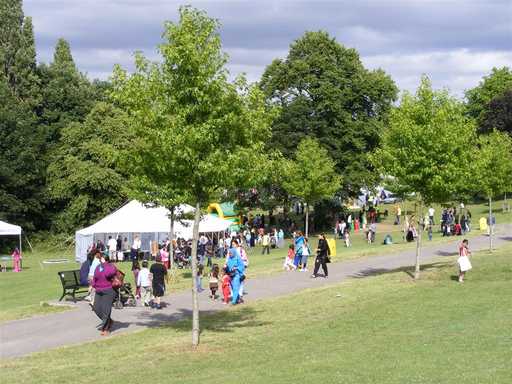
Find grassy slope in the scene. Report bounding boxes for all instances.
[1,244,511,383]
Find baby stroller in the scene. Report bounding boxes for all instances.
[175,249,191,269]
[113,270,137,309]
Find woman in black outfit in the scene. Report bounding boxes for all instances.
[311,233,330,278]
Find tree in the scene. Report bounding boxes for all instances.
[480,89,512,136]
[0,1,47,230]
[282,137,341,237]
[46,102,131,233]
[474,131,512,251]
[374,76,476,279]
[465,67,512,133]
[112,7,273,346]
[260,31,398,198]
[40,38,95,144]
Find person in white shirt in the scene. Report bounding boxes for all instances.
[107,236,117,261]
[86,250,102,303]
[131,236,141,261]
[137,261,152,306]
[428,207,435,225]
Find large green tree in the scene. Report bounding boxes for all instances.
[112,7,273,346]
[0,0,47,230]
[260,31,398,197]
[480,89,512,136]
[465,67,512,134]
[282,137,341,237]
[474,131,512,251]
[46,102,131,233]
[374,77,476,279]
[39,38,96,143]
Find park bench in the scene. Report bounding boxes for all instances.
[57,270,88,302]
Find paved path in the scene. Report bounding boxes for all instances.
[1,225,511,359]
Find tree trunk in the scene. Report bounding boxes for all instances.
[305,203,309,238]
[489,196,493,252]
[191,202,201,346]
[414,200,423,280]
[169,208,175,270]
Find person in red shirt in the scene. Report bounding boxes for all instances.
[221,267,231,304]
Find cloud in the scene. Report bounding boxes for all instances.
[23,0,512,97]
[362,49,512,96]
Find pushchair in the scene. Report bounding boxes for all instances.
[175,249,191,269]
[113,270,137,309]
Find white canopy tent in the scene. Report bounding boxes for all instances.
[75,200,231,262]
[0,220,22,253]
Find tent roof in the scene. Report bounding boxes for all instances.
[0,220,22,235]
[76,200,230,238]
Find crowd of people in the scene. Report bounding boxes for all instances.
[78,202,487,335]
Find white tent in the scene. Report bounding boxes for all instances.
[0,220,22,253]
[75,200,231,262]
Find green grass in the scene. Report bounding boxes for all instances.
[0,198,509,322]
[2,243,511,383]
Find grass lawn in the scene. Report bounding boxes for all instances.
[0,199,509,323]
[2,243,511,383]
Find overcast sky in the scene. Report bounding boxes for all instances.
[24,0,512,98]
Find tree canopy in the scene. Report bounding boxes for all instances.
[0,0,46,230]
[480,89,512,136]
[260,31,398,197]
[47,102,131,233]
[474,131,512,200]
[282,137,341,236]
[465,67,512,134]
[374,77,476,205]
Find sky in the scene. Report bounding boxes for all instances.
[24,0,512,98]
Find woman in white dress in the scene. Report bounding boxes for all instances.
[457,239,472,283]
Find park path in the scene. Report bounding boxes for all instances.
[1,225,511,359]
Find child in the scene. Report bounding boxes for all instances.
[428,224,433,241]
[209,264,220,299]
[196,264,204,292]
[300,239,311,272]
[221,267,231,304]
[11,247,22,272]
[131,260,141,299]
[344,229,351,247]
[137,261,152,307]
[283,244,296,271]
[457,239,472,283]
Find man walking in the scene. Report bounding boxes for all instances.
[261,232,270,255]
[428,206,435,225]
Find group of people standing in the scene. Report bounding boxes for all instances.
[283,232,331,278]
[82,247,169,336]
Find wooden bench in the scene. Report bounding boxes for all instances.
[57,270,88,302]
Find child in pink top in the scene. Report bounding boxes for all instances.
[12,248,22,272]
[283,244,296,271]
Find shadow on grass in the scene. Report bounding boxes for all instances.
[499,236,512,242]
[351,261,451,279]
[129,305,270,335]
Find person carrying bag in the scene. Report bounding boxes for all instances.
[311,233,330,278]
